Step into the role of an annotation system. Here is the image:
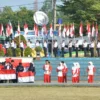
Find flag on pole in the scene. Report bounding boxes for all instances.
[34,24,38,36]
[91,22,95,37]
[0,24,4,36]
[62,25,66,38]
[9,21,13,34]
[50,24,53,37]
[79,22,83,37]
[24,23,28,35]
[86,22,91,37]
[70,23,75,37]
[17,22,20,34]
[66,24,70,37]
[95,23,98,37]
[58,24,61,37]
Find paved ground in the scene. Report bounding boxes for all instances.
[0,81,100,87]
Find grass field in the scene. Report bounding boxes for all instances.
[0,86,100,100]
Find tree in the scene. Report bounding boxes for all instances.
[59,0,100,23]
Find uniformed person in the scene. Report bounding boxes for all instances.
[61,40,65,57]
[68,40,72,57]
[83,40,88,57]
[97,40,100,57]
[43,40,47,57]
[75,40,79,57]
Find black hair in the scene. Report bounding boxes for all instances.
[61,61,64,63]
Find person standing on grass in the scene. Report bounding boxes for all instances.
[72,63,78,83]
[43,60,52,83]
[20,41,24,57]
[43,40,47,57]
[90,40,95,57]
[61,61,68,83]
[82,40,88,57]
[68,40,73,57]
[61,40,65,57]
[97,40,100,57]
[75,40,79,57]
[53,40,58,57]
[56,62,64,83]
[87,61,96,83]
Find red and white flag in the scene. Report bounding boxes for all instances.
[0,70,16,80]
[86,23,91,37]
[66,25,70,37]
[95,23,98,37]
[62,25,66,38]
[43,25,48,34]
[24,23,28,35]
[17,22,20,34]
[91,23,95,37]
[0,24,4,36]
[79,22,83,37]
[70,23,75,37]
[50,24,53,37]
[34,24,39,36]
[18,71,34,83]
[58,24,61,37]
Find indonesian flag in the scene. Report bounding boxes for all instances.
[62,25,66,38]
[24,23,28,35]
[66,25,70,37]
[0,69,16,80]
[18,71,34,83]
[95,23,98,37]
[0,24,4,35]
[86,23,91,37]
[50,24,53,37]
[17,22,20,34]
[91,23,95,37]
[58,24,61,37]
[43,25,48,34]
[79,22,83,37]
[34,24,39,36]
[70,23,75,37]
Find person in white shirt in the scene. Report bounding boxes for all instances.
[68,40,72,57]
[97,40,100,57]
[27,39,31,48]
[11,39,15,57]
[75,40,79,57]
[4,41,10,56]
[20,41,24,57]
[90,40,94,57]
[35,40,40,47]
[87,61,96,83]
[43,40,47,57]
[61,40,65,57]
[83,40,88,57]
[53,40,58,57]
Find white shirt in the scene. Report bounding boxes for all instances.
[20,42,24,48]
[83,42,88,48]
[88,65,95,75]
[11,42,15,48]
[14,43,17,49]
[54,42,58,48]
[57,65,64,76]
[97,42,100,48]
[90,42,94,48]
[68,42,72,48]
[36,42,40,47]
[43,42,47,48]
[72,66,78,77]
[75,42,79,48]
[27,42,31,48]
[44,65,50,75]
[62,42,65,48]
[5,42,10,48]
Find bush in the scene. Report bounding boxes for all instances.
[35,46,42,52]
[24,47,32,57]
[14,35,27,47]
[0,49,4,56]
[7,48,13,57]
[15,48,21,57]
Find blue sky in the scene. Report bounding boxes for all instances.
[0,0,45,11]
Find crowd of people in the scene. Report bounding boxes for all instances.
[0,61,35,83]
[43,60,96,83]
[1,38,100,57]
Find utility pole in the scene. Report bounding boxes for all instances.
[34,0,38,11]
[52,0,56,31]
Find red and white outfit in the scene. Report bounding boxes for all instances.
[62,63,68,83]
[56,64,64,83]
[87,62,96,83]
[76,62,80,83]
[72,63,78,83]
[43,64,52,83]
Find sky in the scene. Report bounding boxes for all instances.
[0,0,62,11]
[0,0,45,11]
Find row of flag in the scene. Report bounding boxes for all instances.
[0,22,99,38]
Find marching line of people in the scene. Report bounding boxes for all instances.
[43,60,96,83]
